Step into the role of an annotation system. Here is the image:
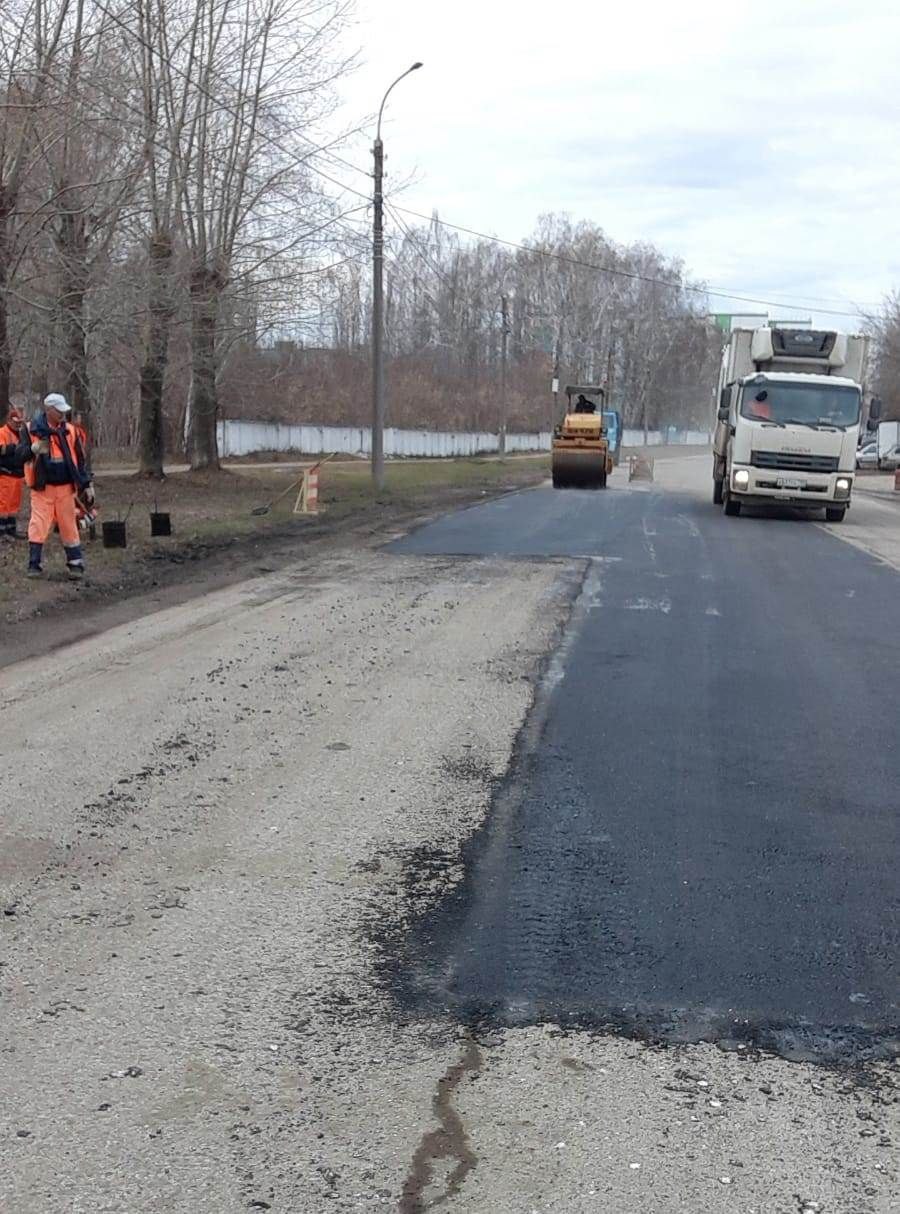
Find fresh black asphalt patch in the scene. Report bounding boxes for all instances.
[388,485,900,1063]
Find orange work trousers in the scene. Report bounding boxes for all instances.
[29,484,79,546]
[0,475,22,517]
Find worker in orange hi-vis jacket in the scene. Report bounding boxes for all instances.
[22,393,94,579]
[71,410,89,454]
[0,405,28,539]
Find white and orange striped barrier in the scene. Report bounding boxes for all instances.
[293,454,335,515]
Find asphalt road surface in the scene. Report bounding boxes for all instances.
[2,454,898,1213]
[392,473,900,1063]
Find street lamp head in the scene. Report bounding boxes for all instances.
[376,62,424,142]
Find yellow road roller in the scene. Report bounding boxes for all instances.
[551,384,614,489]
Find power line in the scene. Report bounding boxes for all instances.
[390,206,871,322]
[18,1,882,324]
[386,201,455,292]
[89,0,376,205]
[2,43,372,257]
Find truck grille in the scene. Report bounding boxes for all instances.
[751,450,839,473]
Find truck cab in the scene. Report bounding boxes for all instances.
[713,328,868,522]
[602,410,622,464]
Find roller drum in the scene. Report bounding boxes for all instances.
[551,448,607,489]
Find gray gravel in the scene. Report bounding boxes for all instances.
[0,547,567,1211]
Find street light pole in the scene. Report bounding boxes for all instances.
[499,293,509,459]
[372,62,422,491]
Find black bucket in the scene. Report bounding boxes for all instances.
[150,512,172,537]
[102,520,127,549]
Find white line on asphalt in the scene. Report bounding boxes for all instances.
[679,513,702,537]
[624,597,671,613]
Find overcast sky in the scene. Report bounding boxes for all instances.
[330,0,900,328]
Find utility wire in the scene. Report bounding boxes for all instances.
[17,0,883,323]
[88,0,376,204]
[390,206,873,322]
[1,47,372,257]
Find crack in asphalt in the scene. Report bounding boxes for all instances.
[398,1037,483,1214]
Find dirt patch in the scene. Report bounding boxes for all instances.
[1,457,547,665]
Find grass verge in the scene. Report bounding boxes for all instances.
[1,455,549,625]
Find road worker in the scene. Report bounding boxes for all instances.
[0,405,27,539]
[71,410,89,453]
[23,392,94,579]
[747,389,773,421]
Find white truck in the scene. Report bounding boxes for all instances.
[713,327,869,522]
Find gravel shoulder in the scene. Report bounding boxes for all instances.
[0,456,548,634]
[0,543,570,1211]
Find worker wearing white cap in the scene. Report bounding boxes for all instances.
[23,393,94,578]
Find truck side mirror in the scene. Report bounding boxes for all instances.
[869,396,883,421]
[717,404,729,421]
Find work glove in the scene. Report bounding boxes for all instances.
[32,439,49,455]
[82,485,95,506]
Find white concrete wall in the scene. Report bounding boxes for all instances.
[217,420,711,459]
[622,428,711,447]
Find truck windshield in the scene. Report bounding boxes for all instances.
[740,381,860,428]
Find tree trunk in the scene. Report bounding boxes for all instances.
[138,234,174,478]
[58,210,91,425]
[0,282,10,409]
[187,264,223,471]
[0,196,13,409]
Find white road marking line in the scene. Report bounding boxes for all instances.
[623,597,671,613]
[679,514,702,537]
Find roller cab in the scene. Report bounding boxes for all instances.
[551,384,613,489]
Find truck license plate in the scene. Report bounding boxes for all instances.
[777,478,804,489]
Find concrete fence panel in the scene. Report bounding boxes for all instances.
[217,420,710,459]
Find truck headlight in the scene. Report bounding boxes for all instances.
[835,476,851,499]
[734,469,750,490]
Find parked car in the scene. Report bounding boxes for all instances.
[879,442,900,471]
[856,442,879,469]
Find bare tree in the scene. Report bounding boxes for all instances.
[866,292,900,421]
[158,0,353,469]
[355,211,717,434]
[4,3,720,456]
[0,0,75,405]
[130,0,202,476]
[40,1,142,427]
